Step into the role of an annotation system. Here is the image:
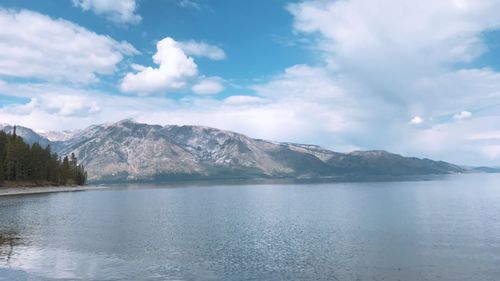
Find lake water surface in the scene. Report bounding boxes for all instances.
[1,174,499,281]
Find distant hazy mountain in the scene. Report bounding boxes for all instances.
[37,130,77,142]
[2,120,468,182]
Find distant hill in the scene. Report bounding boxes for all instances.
[468,166,500,173]
[2,120,475,183]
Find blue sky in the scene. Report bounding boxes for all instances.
[1,0,500,166]
[0,0,309,98]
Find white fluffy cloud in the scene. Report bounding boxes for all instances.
[409,116,423,125]
[287,0,500,106]
[0,82,102,117]
[7,96,100,117]
[289,0,500,69]
[453,111,472,120]
[72,0,141,24]
[178,41,226,60]
[191,77,225,95]
[252,65,346,100]
[283,0,500,163]
[120,37,198,94]
[121,37,227,94]
[0,8,138,83]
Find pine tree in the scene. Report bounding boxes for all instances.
[0,131,6,185]
[5,132,18,181]
[69,153,78,183]
[0,158,4,186]
[61,156,70,185]
[0,127,86,187]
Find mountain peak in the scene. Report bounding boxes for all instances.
[115,118,139,126]
[2,122,469,182]
[98,118,142,128]
[349,150,394,157]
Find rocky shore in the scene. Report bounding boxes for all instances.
[0,185,107,196]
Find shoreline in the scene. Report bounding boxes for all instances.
[0,185,108,196]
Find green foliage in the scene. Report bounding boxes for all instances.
[0,128,87,187]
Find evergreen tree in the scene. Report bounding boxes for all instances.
[0,156,4,186]
[0,127,87,187]
[5,131,19,181]
[69,153,78,183]
[0,132,6,185]
[61,156,70,185]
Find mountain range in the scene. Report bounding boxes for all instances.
[0,120,486,183]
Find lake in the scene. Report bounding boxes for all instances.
[0,174,499,281]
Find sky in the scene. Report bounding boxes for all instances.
[0,0,500,166]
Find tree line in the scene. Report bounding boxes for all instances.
[0,127,87,187]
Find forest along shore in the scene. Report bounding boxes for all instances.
[0,127,88,188]
[0,185,107,196]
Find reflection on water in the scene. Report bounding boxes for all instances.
[0,232,21,264]
[0,173,499,281]
[2,246,130,280]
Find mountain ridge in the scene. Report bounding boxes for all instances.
[1,120,482,183]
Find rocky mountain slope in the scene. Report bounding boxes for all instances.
[0,124,51,148]
[2,120,467,182]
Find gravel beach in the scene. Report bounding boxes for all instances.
[0,185,108,196]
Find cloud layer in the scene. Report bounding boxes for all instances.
[192,77,225,95]
[283,0,500,163]
[72,0,141,24]
[0,8,138,83]
[178,41,226,60]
